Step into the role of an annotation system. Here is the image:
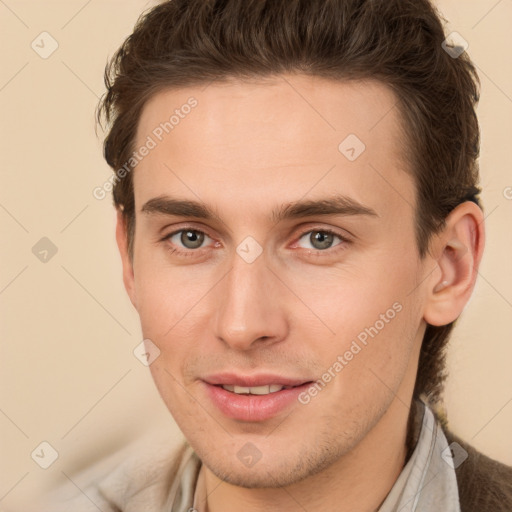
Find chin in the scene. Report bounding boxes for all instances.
[197,441,346,489]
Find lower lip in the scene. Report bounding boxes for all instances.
[203,382,312,422]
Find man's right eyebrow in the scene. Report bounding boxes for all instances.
[141,196,218,220]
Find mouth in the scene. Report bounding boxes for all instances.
[202,374,314,422]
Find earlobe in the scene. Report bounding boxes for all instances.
[423,201,485,327]
[115,209,138,310]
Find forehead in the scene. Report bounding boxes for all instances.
[133,75,414,222]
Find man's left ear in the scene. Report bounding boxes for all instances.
[423,201,485,326]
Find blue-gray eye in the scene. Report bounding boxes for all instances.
[170,229,208,249]
[297,230,342,250]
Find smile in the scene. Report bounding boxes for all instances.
[202,374,314,422]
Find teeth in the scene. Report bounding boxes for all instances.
[249,385,278,395]
[222,384,286,395]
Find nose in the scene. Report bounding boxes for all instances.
[212,251,289,351]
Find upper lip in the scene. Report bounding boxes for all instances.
[203,373,313,387]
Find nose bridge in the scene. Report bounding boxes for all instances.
[213,251,287,350]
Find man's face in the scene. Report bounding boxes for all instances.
[122,76,430,487]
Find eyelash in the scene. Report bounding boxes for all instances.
[160,226,350,258]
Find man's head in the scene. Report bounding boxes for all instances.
[97,0,484,490]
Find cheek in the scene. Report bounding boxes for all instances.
[297,303,418,431]
[294,257,422,393]
[334,295,420,404]
[133,265,211,386]
[147,362,201,431]
[133,259,207,337]
[285,255,415,334]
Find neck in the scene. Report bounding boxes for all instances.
[202,395,416,512]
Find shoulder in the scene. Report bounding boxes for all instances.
[36,434,191,512]
[442,426,512,512]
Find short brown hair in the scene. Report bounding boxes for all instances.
[97,0,482,410]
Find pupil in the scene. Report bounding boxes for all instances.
[311,231,333,250]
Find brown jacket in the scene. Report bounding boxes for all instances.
[407,397,512,512]
[443,427,512,512]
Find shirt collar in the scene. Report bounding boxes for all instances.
[377,398,460,512]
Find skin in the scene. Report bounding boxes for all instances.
[116,75,485,512]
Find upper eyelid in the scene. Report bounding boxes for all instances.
[296,228,347,240]
[161,223,216,241]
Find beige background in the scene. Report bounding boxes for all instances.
[1,0,511,509]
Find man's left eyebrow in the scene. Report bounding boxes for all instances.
[271,195,379,223]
